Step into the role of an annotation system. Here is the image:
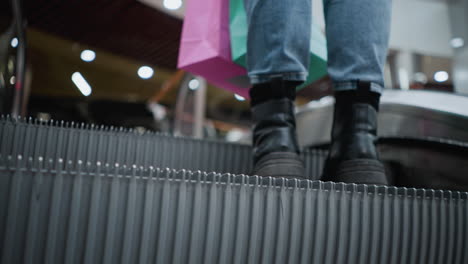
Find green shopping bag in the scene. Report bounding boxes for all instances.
[229,0,328,89]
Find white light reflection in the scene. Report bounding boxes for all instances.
[188,79,200,90]
[450,38,464,49]
[138,66,154,79]
[434,71,449,83]
[10,38,18,48]
[234,94,245,101]
[72,72,92,96]
[80,50,96,62]
[163,0,182,10]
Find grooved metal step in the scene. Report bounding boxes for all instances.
[0,116,327,180]
[0,156,467,264]
[2,117,468,263]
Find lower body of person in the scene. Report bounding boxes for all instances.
[245,0,392,184]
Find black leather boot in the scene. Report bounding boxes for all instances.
[321,85,388,185]
[250,80,305,179]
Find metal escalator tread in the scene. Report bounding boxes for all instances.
[0,157,467,264]
[0,116,327,180]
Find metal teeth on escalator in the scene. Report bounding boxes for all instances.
[2,116,468,263]
[0,155,467,264]
[0,116,327,180]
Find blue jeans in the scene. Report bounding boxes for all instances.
[243,0,392,94]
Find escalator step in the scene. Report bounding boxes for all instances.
[0,116,327,180]
[0,156,467,264]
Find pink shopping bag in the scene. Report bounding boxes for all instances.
[178,0,250,98]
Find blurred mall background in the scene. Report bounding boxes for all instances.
[3,2,468,260]
[0,0,467,142]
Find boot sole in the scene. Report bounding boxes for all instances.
[328,159,388,185]
[252,152,305,179]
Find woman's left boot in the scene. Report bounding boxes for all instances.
[321,82,389,185]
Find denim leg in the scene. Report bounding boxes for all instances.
[324,0,392,94]
[244,0,312,84]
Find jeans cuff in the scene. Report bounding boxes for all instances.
[333,81,384,94]
[249,72,308,84]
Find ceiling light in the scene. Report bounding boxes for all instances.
[163,0,182,10]
[413,72,428,84]
[10,38,18,48]
[188,79,200,90]
[434,71,449,83]
[80,49,96,62]
[138,66,154,79]
[450,37,465,49]
[234,94,245,101]
[72,72,92,96]
[226,129,244,142]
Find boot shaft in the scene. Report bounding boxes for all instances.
[251,98,301,163]
[329,102,379,160]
